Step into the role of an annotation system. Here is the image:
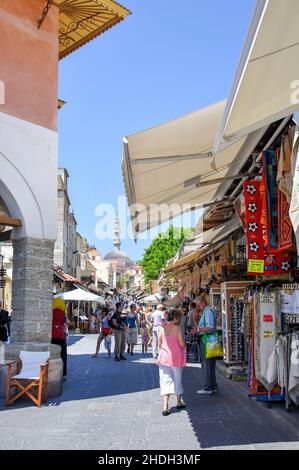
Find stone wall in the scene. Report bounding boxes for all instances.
[11,237,54,343]
[54,190,68,271]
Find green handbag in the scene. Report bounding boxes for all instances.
[203,310,223,359]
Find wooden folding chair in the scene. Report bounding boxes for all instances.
[6,351,49,407]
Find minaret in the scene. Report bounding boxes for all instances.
[113,216,121,251]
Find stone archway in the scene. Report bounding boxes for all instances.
[0,152,63,397]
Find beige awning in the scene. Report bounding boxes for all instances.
[123,101,249,237]
[214,0,299,151]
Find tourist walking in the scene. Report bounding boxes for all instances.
[126,304,139,355]
[140,319,149,354]
[0,300,9,343]
[52,303,68,377]
[111,302,127,361]
[194,296,218,395]
[152,304,165,359]
[94,305,102,333]
[73,305,79,329]
[158,308,186,416]
[145,307,153,347]
[186,301,199,331]
[89,311,97,334]
[179,307,187,337]
[92,307,112,358]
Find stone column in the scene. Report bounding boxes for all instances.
[1,237,63,398]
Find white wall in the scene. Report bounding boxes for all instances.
[0,111,58,240]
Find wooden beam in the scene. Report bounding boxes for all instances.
[0,215,22,227]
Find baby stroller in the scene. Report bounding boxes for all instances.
[186,330,199,363]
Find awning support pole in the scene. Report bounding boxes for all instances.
[131,152,213,165]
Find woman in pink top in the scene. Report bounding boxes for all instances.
[158,308,186,416]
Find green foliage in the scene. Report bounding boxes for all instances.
[118,274,129,288]
[139,225,194,285]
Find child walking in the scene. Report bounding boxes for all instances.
[140,320,149,354]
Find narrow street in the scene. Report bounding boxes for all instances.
[1,335,299,451]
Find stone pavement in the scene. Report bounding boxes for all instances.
[1,334,299,450]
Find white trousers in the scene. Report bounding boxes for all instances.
[159,365,184,396]
[152,327,161,358]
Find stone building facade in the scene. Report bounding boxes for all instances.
[54,168,78,277]
[0,0,130,398]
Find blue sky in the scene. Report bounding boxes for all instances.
[58,0,256,261]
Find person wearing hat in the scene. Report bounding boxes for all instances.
[52,298,68,377]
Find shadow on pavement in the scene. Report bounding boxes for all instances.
[67,335,85,346]
[183,361,299,449]
[48,351,160,405]
[1,341,299,451]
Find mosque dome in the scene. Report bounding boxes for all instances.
[104,248,133,266]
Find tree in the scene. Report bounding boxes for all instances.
[118,274,129,289]
[139,225,194,286]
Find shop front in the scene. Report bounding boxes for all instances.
[122,0,299,412]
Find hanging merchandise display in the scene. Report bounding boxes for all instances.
[288,332,299,406]
[262,150,279,250]
[253,291,282,391]
[230,296,245,363]
[263,148,295,274]
[209,286,222,332]
[244,181,265,275]
[265,329,299,410]
[221,281,251,365]
[247,288,285,406]
[244,181,264,273]
[234,192,246,230]
[289,128,299,256]
[278,190,293,250]
[244,150,295,277]
[281,284,299,324]
[277,126,295,203]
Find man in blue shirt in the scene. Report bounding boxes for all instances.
[195,296,218,395]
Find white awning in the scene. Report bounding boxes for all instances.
[123,101,249,237]
[142,294,162,304]
[54,288,105,303]
[214,0,299,152]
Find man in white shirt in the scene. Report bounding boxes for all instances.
[152,304,165,359]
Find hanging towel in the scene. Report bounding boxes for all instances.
[266,336,287,393]
[277,127,295,202]
[266,346,278,391]
[288,333,299,406]
[254,292,281,391]
[290,132,299,258]
[263,150,279,249]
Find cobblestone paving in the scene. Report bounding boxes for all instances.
[1,334,299,450]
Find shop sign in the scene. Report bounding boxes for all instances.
[248,259,264,274]
[263,330,274,338]
[283,313,299,324]
[263,315,273,323]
